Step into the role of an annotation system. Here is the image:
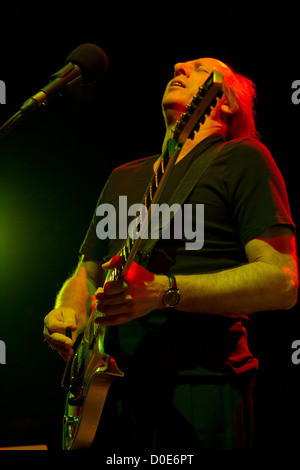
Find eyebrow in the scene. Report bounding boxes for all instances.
[193,61,211,73]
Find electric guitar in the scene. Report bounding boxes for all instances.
[61,71,224,450]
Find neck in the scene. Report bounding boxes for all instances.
[162,120,227,163]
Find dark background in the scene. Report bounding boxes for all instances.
[0,1,300,452]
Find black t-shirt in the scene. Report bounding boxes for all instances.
[79,135,295,375]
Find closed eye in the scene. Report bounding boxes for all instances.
[193,62,210,73]
[195,66,210,73]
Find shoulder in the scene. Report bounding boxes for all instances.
[111,154,159,175]
[102,154,159,202]
[222,137,272,159]
[220,137,281,176]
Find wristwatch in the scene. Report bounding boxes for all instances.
[163,275,181,308]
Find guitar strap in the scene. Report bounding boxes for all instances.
[137,136,225,266]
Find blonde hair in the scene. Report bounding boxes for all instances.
[222,65,259,141]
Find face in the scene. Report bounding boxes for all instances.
[162,57,230,125]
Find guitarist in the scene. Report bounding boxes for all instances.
[43,57,298,450]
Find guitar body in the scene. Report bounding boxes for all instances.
[62,352,123,450]
[62,267,124,451]
[61,71,224,450]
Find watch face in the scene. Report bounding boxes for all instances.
[164,290,180,307]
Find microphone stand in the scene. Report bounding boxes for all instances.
[0,63,82,140]
[0,110,25,139]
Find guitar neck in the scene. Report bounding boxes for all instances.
[120,141,182,275]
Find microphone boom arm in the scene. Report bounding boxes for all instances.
[0,62,81,139]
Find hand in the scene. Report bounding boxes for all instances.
[43,307,77,361]
[94,256,168,326]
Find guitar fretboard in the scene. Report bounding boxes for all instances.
[114,144,172,278]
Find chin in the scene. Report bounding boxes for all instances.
[162,96,188,118]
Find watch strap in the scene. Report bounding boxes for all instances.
[168,274,177,291]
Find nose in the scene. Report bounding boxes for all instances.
[174,62,190,78]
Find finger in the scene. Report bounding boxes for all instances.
[46,339,74,361]
[60,350,74,362]
[97,292,133,307]
[44,329,75,359]
[45,330,74,345]
[103,279,128,295]
[45,335,73,352]
[95,280,127,297]
[44,312,76,336]
[44,336,71,357]
[43,325,75,349]
[102,255,122,270]
[43,315,76,344]
[45,321,76,336]
[96,302,132,316]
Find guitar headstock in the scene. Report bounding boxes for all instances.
[172,71,224,145]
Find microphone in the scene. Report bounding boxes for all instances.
[0,43,108,138]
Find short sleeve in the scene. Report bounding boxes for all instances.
[79,177,111,261]
[79,154,157,262]
[224,139,295,245]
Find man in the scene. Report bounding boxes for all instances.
[43,58,298,450]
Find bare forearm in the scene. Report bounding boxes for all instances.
[173,261,297,316]
[55,268,96,329]
[44,259,103,359]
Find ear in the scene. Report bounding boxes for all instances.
[221,103,233,115]
[220,96,238,116]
